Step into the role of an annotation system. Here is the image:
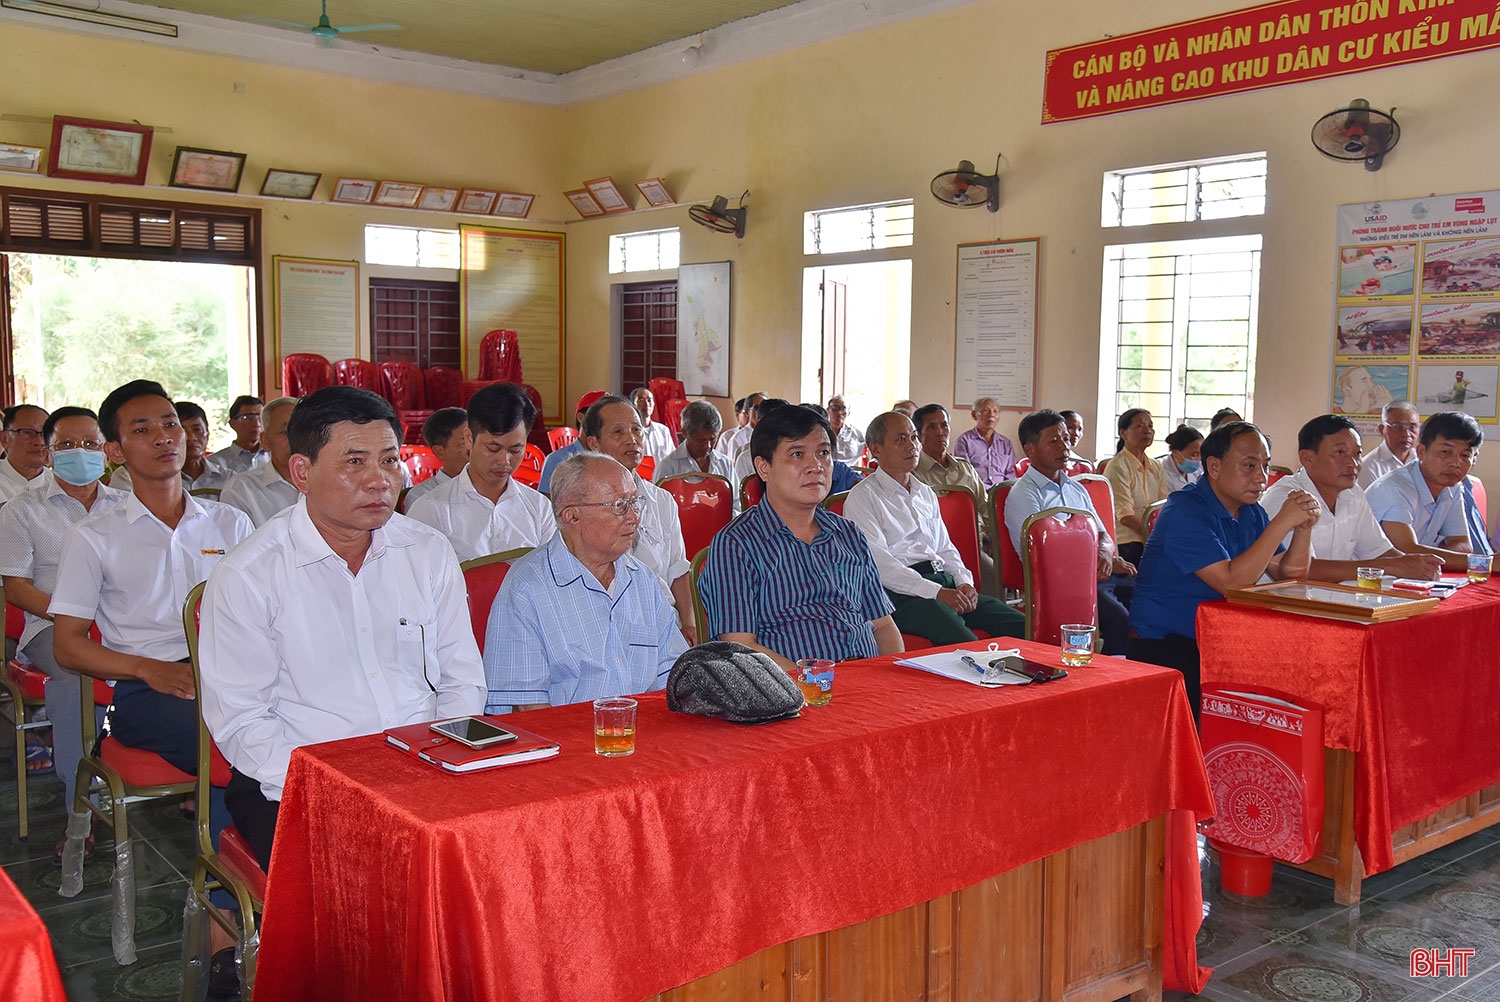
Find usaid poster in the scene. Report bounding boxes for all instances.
[1333,190,1500,436]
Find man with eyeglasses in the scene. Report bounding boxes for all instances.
[827,395,864,463]
[211,395,269,474]
[0,406,126,856]
[1357,400,1421,489]
[582,395,695,643]
[0,404,50,501]
[483,452,688,712]
[846,412,1023,645]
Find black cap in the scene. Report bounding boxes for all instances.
[666,642,804,725]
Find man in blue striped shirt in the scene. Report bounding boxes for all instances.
[701,404,901,669]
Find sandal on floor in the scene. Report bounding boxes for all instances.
[25,741,52,774]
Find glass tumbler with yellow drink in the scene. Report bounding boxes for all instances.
[794,659,835,706]
[1355,566,1384,590]
[1468,553,1492,584]
[593,697,638,757]
[1059,623,1095,666]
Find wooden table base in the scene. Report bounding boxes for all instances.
[648,817,1167,1002]
[1286,749,1500,905]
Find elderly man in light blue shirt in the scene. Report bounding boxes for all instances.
[1365,410,1478,573]
[484,452,688,711]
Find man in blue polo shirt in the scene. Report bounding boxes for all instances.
[1127,420,1318,718]
[1365,410,1480,572]
[701,404,902,670]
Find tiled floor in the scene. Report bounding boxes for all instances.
[3,740,1498,1001]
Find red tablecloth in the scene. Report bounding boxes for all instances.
[1197,581,1500,874]
[0,866,67,1002]
[254,642,1213,1002]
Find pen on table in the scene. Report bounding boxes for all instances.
[960,655,990,679]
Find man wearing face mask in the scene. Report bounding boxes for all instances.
[0,407,127,857]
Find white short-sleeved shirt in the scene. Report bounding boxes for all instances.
[844,468,969,598]
[400,469,452,511]
[642,421,675,463]
[0,472,128,649]
[1355,441,1413,490]
[212,443,269,475]
[1260,468,1392,561]
[631,472,691,599]
[833,424,865,463]
[219,463,301,527]
[0,459,46,503]
[49,491,253,661]
[200,499,486,800]
[1365,462,1469,546]
[1003,466,1106,555]
[108,456,233,495]
[404,466,555,563]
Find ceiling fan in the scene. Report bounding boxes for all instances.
[245,0,402,43]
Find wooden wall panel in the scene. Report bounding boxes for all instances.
[949,861,1045,1002]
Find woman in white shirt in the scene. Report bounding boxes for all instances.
[1160,424,1204,493]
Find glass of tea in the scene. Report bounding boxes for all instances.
[794,659,835,707]
[593,697,638,757]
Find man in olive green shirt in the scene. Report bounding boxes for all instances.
[911,403,994,589]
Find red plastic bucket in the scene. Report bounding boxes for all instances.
[1211,838,1275,896]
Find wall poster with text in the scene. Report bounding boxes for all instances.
[1332,191,1500,437]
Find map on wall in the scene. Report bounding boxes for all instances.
[677,262,731,397]
[1331,191,1500,436]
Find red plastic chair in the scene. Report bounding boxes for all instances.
[658,474,734,560]
[333,358,380,392]
[460,549,532,654]
[1144,499,1167,538]
[548,426,578,451]
[478,329,522,383]
[1020,506,1100,647]
[1014,457,1031,477]
[935,486,984,585]
[649,377,686,405]
[423,366,463,410]
[637,456,656,482]
[822,491,849,515]
[520,384,552,454]
[380,361,433,444]
[513,444,545,488]
[988,479,1024,594]
[1076,474,1116,542]
[662,398,689,440]
[400,445,443,484]
[281,353,332,397]
[1267,465,1292,487]
[740,475,764,510]
[1065,459,1095,476]
[460,379,500,405]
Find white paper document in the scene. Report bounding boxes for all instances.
[895,648,1031,686]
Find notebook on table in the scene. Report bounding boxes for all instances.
[385,716,561,773]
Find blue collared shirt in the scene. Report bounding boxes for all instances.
[701,501,893,662]
[483,533,688,710]
[1364,461,1468,547]
[1129,476,1280,641]
[537,440,585,495]
[1002,466,1104,554]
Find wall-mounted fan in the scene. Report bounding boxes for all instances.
[1311,99,1399,171]
[245,0,402,43]
[930,156,1000,212]
[689,194,747,237]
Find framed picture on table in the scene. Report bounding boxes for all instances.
[48,116,152,184]
[169,146,247,192]
[1226,580,1437,623]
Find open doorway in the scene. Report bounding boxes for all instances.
[5,253,256,445]
[800,260,911,426]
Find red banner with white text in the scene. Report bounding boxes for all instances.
[1042,0,1500,124]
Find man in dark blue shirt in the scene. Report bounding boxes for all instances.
[1128,421,1318,719]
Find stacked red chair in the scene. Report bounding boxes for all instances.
[281,354,332,397]
[333,358,381,393]
[478,329,523,383]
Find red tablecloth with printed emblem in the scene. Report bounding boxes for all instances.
[0,866,67,1002]
[253,642,1214,1002]
[1198,580,1500,874]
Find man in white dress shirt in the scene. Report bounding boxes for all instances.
[406,382,554,562]
[844,412,1023,645]
[733,398,790,485]
[716,392,764,458]
[828,395,865,463]
[583,395,695,642]
[1356,400,1421,489]
[653,400,736,487]
[211,395,269,474]
[200,385,485,873]
[107,401,232,495]
[0,404,49,501]
[1262,414,1442,582]
[0,406,126,847]
[219,396,300,526]
[631,387,676,463]
[400,407,471,511]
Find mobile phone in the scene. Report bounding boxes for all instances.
[994,656,1068,683]
[429,717,520,749]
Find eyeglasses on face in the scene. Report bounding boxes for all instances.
[569,496,647,517]
[51,438,105,451]
[231,413,263,424]
[8,428,44,439]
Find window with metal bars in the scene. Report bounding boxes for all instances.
[608,228,679,275]
[1101,154,1267,228]
[0,185,256,264]
[1100,234,1262,432]
[803,199,914,255]
[370,279,461,369]
[620,281,677,389]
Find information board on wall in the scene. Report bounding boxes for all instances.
[273,256,358,366]
[460,225,565,425]
[953,238,1039,410]
[1332,190,1500,436]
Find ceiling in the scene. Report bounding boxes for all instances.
[140,0,802,73]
